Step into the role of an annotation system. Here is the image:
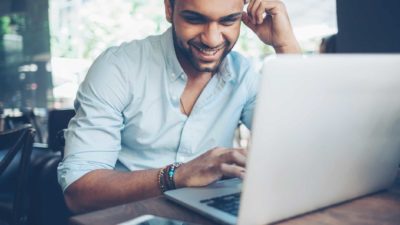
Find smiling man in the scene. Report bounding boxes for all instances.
[58,0,301,213]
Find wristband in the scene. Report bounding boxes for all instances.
[167,162,183,190]
[158,162,183,193]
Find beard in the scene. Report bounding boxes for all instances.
[172,27,233,74]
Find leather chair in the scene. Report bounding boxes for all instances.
[26,109,75,225]
[0,125,35,225]
[4,110,43,143]
[29,152,70,225]
[47,109,75,154]
[1,110,74,225]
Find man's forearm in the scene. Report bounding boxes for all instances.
[64,169,161,213]
[274,40,302,54]
[64,147,249,214]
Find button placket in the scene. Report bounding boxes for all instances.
[168,75,186,109]
[177,112,204,162]
[191,75,219,112]
[175,73,228,159]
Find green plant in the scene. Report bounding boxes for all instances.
[0,16,11,36]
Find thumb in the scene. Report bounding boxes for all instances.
[241,11,257,32]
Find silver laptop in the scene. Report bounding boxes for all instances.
[165,55,400,225]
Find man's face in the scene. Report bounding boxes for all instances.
[166,0,244,74]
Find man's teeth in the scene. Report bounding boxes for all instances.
[199,48,219,56]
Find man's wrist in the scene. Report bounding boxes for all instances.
[173,163,185,189]
[273,40,302,54]
[158,162,184,193]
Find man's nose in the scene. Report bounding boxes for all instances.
[200,22,223,48]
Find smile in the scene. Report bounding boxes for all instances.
[191,43,226,57]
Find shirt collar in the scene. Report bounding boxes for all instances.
[161,27,233,83]
[161,27,184,81]
[217,57,233,83]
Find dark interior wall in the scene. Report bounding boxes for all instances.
[0,1,12,16]
[336,0,400,53]
[0,0,25,16]
[24,0,50,59]
[24,0,52,108]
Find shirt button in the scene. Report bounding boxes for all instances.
[181,74,187,81]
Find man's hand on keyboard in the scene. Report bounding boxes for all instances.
[174,147,247,188]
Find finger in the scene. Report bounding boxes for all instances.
[255,1,268,24]
[247,0,257,24]
[258,0,287,17]
[241,11,257,31]
[222,149,247,167]
[233,147,248,157]
[221,163,246,179]
[247,0,256,18]
[249,0,262,24]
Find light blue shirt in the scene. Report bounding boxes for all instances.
[57,27,260,191]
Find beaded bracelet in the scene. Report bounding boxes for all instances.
[167,162,183,190]
[158,167,167,193]
[158,162,183,193]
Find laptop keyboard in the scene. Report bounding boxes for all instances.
[200,192,241,216]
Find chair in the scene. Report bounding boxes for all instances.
[4,110,43,143]
[25,109,74,225]
[47,109,75,154]
[29,152,71,225]
[0,125,35,225]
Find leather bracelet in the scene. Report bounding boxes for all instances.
[158,162,183,193]
[167,162,183,190]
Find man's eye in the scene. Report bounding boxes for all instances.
[220,20,237,26]
[184,17,206,24]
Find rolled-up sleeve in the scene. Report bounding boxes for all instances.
[57,49,131,192]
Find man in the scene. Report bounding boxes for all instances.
[58,0,301,213]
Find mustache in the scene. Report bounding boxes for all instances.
[188,40,228,51]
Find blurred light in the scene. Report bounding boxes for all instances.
[19,73,26,80]
[31,83,38,90]
[18,64,38,72]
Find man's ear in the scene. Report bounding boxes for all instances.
[164,0,173,23]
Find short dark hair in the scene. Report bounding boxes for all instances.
[170,0,175,7]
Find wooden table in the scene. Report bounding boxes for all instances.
[69,172,400,225]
